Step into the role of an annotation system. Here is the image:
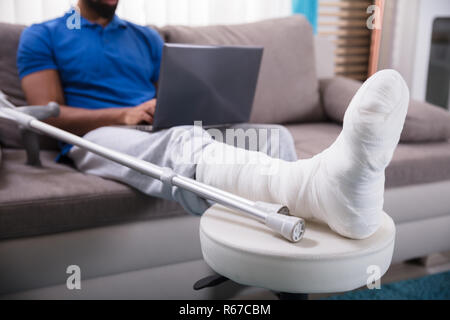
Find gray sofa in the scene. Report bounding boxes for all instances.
[0,16,450,299]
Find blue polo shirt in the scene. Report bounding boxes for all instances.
[17,11,163,109]
[17,10,164,157]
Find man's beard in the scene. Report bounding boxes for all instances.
[83,0,118,20]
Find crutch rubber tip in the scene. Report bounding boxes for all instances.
[265,213,305,243]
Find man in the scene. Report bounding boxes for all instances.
[18,0,162,138]
[18,0,410,239]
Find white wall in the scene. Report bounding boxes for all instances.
[0,0,292,26]
[379,0,450,101]
[387,0,420,91]
[411,0,450,101]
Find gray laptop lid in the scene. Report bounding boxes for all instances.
[153,43,263,131]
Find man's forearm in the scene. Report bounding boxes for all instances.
[20,71,155,135]
[45,105,125,136]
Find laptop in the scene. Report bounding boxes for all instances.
[124,43,263,132]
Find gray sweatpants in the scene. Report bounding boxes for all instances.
[68,124,297,215]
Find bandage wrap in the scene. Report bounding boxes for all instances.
[197,70,410,239]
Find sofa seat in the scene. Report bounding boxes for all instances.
[2,123,450,241]
[286,122,450,188]
[0,149,187,240]
[2,122,450,241]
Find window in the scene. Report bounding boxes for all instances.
[318,0,381,81]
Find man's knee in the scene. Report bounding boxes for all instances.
[82,126,151,148]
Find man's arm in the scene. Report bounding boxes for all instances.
[21,70,156,136]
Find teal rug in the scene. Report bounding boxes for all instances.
[326,271,450,300]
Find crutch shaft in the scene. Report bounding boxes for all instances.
[0,104,305,242]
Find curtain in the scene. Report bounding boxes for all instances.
[292,0,318,34]
[0,0,292,26]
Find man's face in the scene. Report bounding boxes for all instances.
[83,0,119,19]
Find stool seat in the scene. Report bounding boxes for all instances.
[200,204,396,293]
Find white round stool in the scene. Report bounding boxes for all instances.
[200,204,396,294]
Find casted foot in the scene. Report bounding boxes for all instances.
[286,70,410,238]
[197,70,409,239]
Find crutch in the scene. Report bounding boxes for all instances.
[0,93,305,242]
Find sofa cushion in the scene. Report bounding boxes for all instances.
[0,23,59,150]
[161,15,324,124]
[0,23,27,106]
[0,22,26,149]
[0,149,187,240]
[286,123,450,188]
[320,76,450,142]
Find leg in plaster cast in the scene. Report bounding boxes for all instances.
[196,69,410,239]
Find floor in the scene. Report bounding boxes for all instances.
[233,251,450,300]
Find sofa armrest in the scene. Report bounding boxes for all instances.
[402,99,450,142]
[320,76,450,142]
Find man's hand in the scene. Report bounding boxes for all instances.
[21,69,158,135]
[121,99,157,125]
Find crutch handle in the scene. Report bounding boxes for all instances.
[0,99,60,166]
[18,103,60,167]
[17,102,60,121]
